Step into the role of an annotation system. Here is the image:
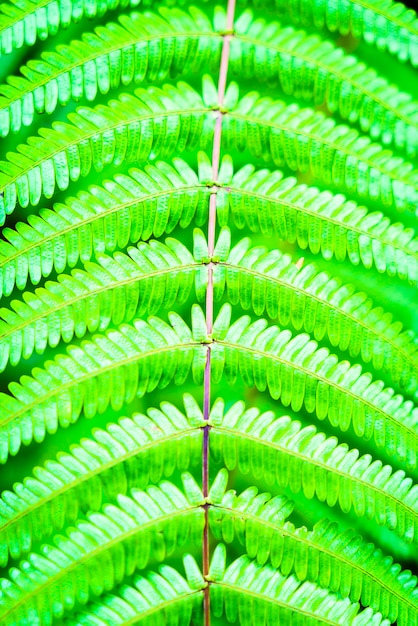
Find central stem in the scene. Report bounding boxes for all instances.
[202,1,235,625]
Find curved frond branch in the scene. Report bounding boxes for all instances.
[211,307,418,472]
[0,312,207,462]
[209,548,388,625]
[0,82,214,222]
[0,158,209,297]
[212,316,418,470]
[0,476,204,626]
[215,234,418,395]
[224,92,418,212]
[0,7,220,137]
[2,0,415,68]
[4,4,416,154]
[218,164,418,284]
[0,237,197,370]
[66,564,204,626]
[241,0,418,66]
[3,157,417,300]
[0,0,138,57]
[208,480,418,625]
[0,399,203,566]
[209,398,418,543]
[231,12,418,156]
[3,80,416,223]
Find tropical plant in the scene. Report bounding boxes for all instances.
[0,0,417,623]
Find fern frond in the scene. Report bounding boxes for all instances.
[213,231,418,395]
[0,4,415,623]
[209,398,418,542]
[3,79,416,221]
[0,82,213,222]
[209,546,389,625]
[208,475,418,626]
[0,475,204,625]
[217,161,418,284]
[0,158,209,296]
[224,90,418,212]
[66,563,204,626]
[2,157,417,296]
[243,0,418,67]
[0,7,220,137]
[210,305,418,472]
[0,236,197,370]
[0,312,206,462]
[0,0,138,57]
[0,399,203,566]
[231,11,418,156]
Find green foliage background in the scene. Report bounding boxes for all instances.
[0,0,417,623]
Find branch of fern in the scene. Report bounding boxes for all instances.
[1,0,416,50]
[3,181,416,283]
[234,34,418,130]
[228,112,417,185]
[0,263,200,344]
[0,341,202,426]
[262,0,418,38]
[0,31,218,112]
[218,341,418,459]
[202,6,235,622]
[0,0,53,26]
[211,426,418,531]
[0,107,211,192]
[0,0,149,54]
[338,0,418,35]
[0,429,200,537]
[0,507,200,623]
[3,27,416,155]
[206,194,218,332]
[0,185,207,268]
[210,503,416,612]
[0,0,89,30]
[219,261,418,377]
[227,186,418,261]
[210,582,342,625]
[76,591,204,626]
[202,363,210,624]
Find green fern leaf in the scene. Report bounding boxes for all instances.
[209,548,389,625]
[218,161,418,283]
[211,307,418,472]
[0,1,416,623]
[0,158,209,296]
[231,11,418,156]
[0,312,205,462]
[215,231,418,395]
[0,0,141,56]
[209,398,418,542]
[243,0,418,66]
[5,79,415,222]
[0,475,204,625]
[208,482,418,625]
[0,82,213,221]
[65,563,204,626]
[0,236,197,370]
[224,90,418,212]
[0,6,220,137]
[4,155,417,301]
[0,399,203,566]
